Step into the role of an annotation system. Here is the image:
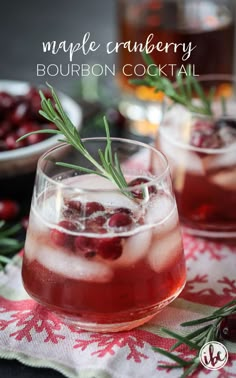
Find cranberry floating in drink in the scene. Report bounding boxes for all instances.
[156,76,236,239]
[21,87,186,332]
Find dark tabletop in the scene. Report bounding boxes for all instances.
[0,1,116,376]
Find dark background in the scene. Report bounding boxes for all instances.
[0,0,116,93]
[0,1,115,377]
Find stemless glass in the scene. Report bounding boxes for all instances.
[157,75,236,239]
[22,138,186,332]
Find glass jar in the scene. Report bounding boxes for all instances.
[117,0,235,135]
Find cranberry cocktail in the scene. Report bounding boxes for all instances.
[22,139,186,332]
[157,77,236,238]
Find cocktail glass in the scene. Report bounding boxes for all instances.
[22,138,186,332]
[157,75,236,239]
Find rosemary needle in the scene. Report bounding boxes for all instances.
[17,84,133,199]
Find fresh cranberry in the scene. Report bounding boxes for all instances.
[0,199,19,221]
[97,237,123,260]
[16,122,38,138]
[190,119,223,149]
[128,177,157,199]
[0,92,15,111]
[108,212,133,228]
[86,216,107,232]
[74,235,97,258]
[114,207,132,215]
[67,200,82,212]
[63,200,82,219]
[0,121,12,138]
[50,220,77,247]
[5,133,25,149]
[219,314,236,342]
[26,132,45,145]
[10,100,30,125]
[85,202,105,216]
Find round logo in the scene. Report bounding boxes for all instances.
[199,342,228,371]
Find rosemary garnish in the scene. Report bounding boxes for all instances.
[154,299,236,377]
[0,221,23,271]
[131,52,215,116]
[17,84,132,198]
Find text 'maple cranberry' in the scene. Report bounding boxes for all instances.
[50,220,77,247]
[108,212,133,228]
[0,199,19,221]
[219,314,236,342]
[128,177,156,199]
[85,202,105,216]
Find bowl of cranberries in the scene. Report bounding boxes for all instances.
[0,80,82,179]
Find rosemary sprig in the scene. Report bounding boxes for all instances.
[154,300,236,377]
[131,52,214,116]
[17,84,132,198]
[0,221,23,271]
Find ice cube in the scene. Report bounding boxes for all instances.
[159,127,205,174]
[36,246,113,283]
[159,132,205,175]
[111,229,152,268]
[209,168,236,190]
[24,231,40,261]
[145,194,174,225]
[67,174,139,211]
[147,229,183,273]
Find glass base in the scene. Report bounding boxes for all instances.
[53,286,185,333]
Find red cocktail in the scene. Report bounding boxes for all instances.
[22,139,186,332]
[157,76,236,239]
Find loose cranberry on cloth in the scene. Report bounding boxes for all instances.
[0,235,236,378]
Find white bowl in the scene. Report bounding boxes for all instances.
[0,80,82,178]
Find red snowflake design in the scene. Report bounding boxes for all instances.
[181,275,236,307]
[183,234,227,261]
[69,326,172,363]
[0,297,65,343]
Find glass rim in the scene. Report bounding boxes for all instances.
[161,74,236,155]
[37,137,170,193]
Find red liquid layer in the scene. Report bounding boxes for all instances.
[174,170,236,234]
[22,253,186,324]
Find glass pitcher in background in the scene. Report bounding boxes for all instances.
[116,0,235,136]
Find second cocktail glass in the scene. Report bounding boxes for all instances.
[157,76,236,239]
